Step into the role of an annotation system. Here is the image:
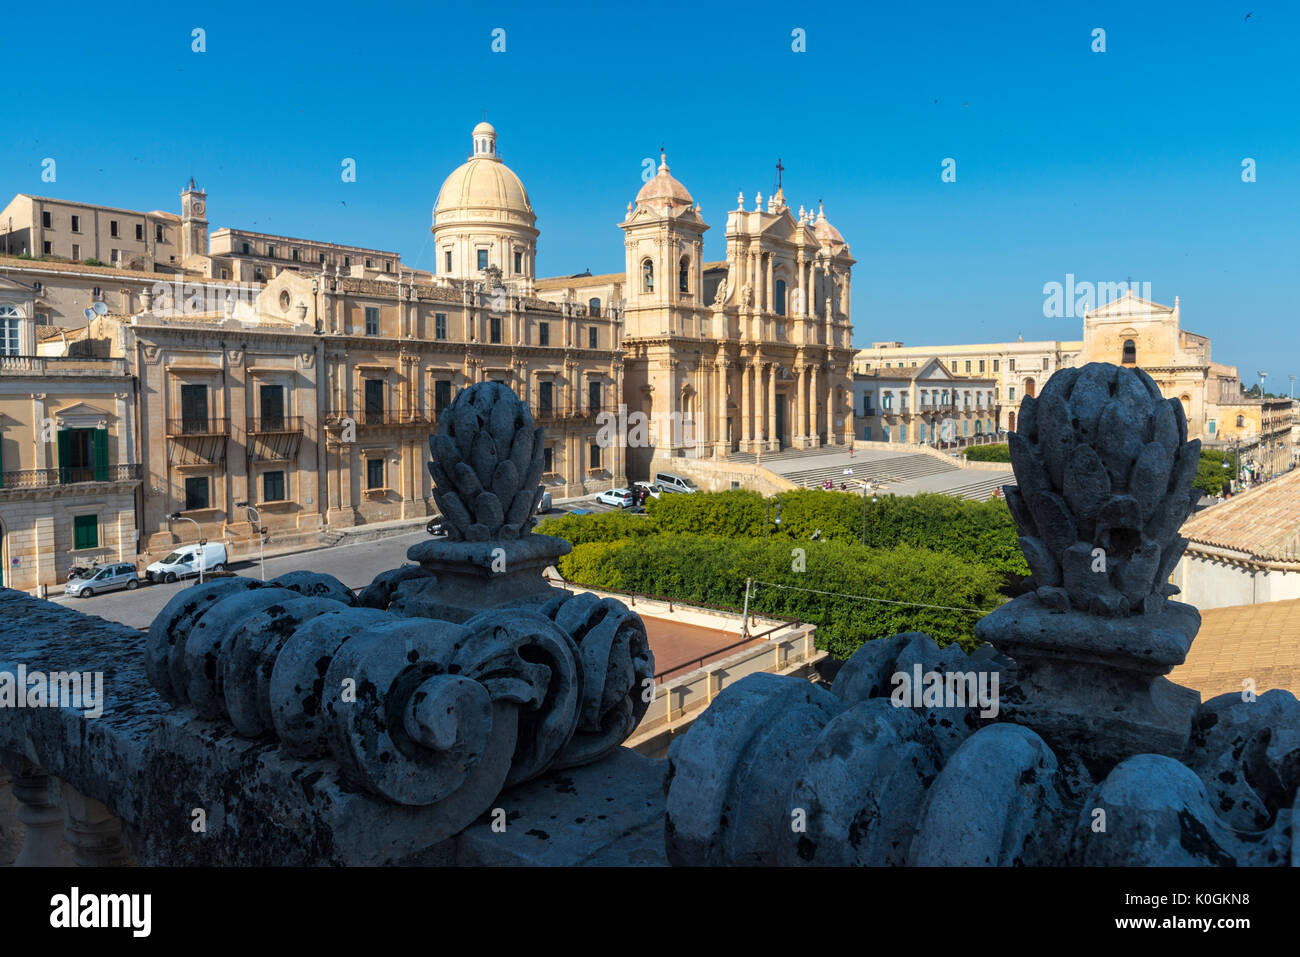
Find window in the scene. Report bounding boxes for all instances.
[588,298,601,318]
[71,215,81,232]
[588,327,598,349]
[1208,419,1217,435]
[34,312,47,326]
[343,256,350,268]
[543,446,554,473]
[589,443,601,469]
[41,211,51,228]
[267,244,276,259]
[1009,386,1016,401]
[32,282,41,293]
[365,258,372,268]
[42,241,51,255]
[477,249,489,271]
[320,253,326,263]
[259,384,285,430]
[180,384,209,433]
[679,256,690,293]
[1236,414,1245,428]
[184,476,210,511]
[489,315,501,344]
[1041,356,1049,370]
[882,425,890,441]
[366,458,384,490]
[136,224,144,241]
[588,381,602,413]
[979,360,985,372]
[71,244,80,260]
[963,420,970,436]
[365,306,379,336]
[92,286,101,299]
[110,249,119,262]
[0,306,21,355]
[435,380,452,417]
[514,251,523,274]
[862,391,874,415]
[965,360,971,372]
[263,470,286,502]
[539,381,554,417]
[993,359,999,372]
[775,278,787,316]
[364,379,384,420]
[385,261,392,273]
[920,422,927,442]
[1009,358,1016,371]
[539,322,549,346]
[435,313,447,340]
[292,249,300,261]
[1122,339,1137,364]
[110,220,119,238]
[642,259,654,293]
[156,224,164,242]
[73,514,98,551]
[444,250,452,273]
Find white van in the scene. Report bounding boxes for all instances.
[146,542,228,583]
[654,472,698,494]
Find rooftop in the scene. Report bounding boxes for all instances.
[1180,468,1300,562]
[1168,598,1300,699]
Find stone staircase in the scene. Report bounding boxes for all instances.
[781,453,961,489]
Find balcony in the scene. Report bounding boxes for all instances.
[166,417,230,437]
[323,409,433,428]
[0,355,127,376]
[532,404,602,425]
[0,463,141,489]
[248,416,305,434]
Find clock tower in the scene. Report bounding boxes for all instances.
[181,178,208,259]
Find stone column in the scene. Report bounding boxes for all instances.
[53,778,134,866]
[810,364,821,446]
[740,360,752,448]
[795,365,807,446]
[796,253,807,317]
[715,358,729,457]
[767,363,777,449]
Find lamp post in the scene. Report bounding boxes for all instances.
[236,501,265,580]
[168,512,206,584]
[764,499,783,538]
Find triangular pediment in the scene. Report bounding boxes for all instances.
[1086,290,1174,320]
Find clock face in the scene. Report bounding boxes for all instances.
[191,200,205,216]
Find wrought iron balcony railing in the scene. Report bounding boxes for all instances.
[166,418,230,437]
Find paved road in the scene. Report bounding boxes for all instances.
[48,495,628,630]
[51,528,429,630]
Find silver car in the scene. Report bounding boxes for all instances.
[65,562,140,598]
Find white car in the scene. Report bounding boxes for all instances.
[633,481,661,500]
[146,542,228,583]
[595,488,636,508]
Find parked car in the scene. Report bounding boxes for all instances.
[427,516,447,536]
[569,508,594,516]
[596,488,637,508]
[654,472,698,494]
[65,562,140,598]
[145,542,228,584]
[632,481,661,501]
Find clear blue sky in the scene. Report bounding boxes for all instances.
[3,0,1297,392]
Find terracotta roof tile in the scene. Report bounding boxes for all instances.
[1168,599,1300,699]
[1180,469,1300,562]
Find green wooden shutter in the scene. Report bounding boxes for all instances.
[57,429,71,485]
[73,514,98,551]
[93,427,108,482]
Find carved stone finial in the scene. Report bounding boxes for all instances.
[427,382,545,542]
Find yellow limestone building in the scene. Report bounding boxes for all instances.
[538,153,857,479]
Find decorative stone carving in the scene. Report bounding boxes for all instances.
[664,362,1299,867]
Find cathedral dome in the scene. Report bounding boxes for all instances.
[635,151,694,210]
[814,203,845,247]
[434,122,534,225]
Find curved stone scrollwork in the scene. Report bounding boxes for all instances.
[428,381,546,542]
[664,362,1299,867]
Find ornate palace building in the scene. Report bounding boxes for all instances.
[537,152,856,479]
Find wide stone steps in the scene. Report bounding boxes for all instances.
[782,453,962,488]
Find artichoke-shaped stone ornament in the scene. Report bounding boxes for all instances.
[428,382,547,541]
[1003,363,1200,617]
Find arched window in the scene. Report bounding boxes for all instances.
[1008,411,1016,432]
[1122,339,1137,364]
[1236,414,1245,428]
[642,259,654,293]
[679,256,690,294]
[774,278,787,316]
[588,298,601,318]
[0,304,21,356]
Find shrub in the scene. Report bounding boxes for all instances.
[1193,449,1236,497]
[558,533,1005,658]
[963,443,1010,462]
[645,488,766,538]
[535,509,653,546]
[83,258,107,267]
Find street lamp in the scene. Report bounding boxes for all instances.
[764,499,783,538]
[168,512,206,584]
[236,501,265,580]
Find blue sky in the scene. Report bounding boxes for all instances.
[2,0,1297,391]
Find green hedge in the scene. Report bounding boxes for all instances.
[558,534,1004,658]
[963,443,1010,462]
[535,509,654,546]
